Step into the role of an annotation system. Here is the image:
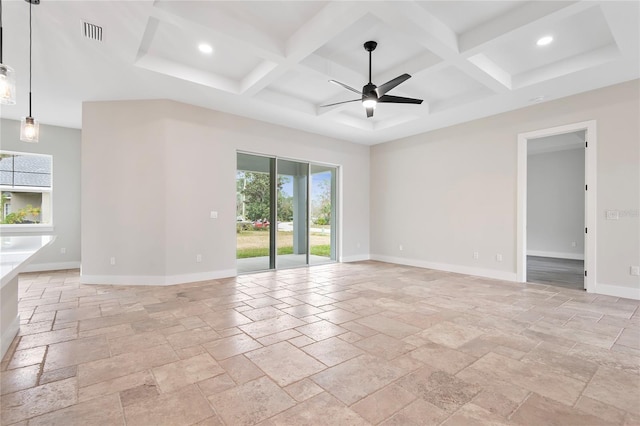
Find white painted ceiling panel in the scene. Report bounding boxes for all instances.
[417,1,526,35]
[482,6,617,76]
[146,20,263,81]
[0,0,637,145]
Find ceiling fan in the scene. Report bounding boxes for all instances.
[321,41,423,118]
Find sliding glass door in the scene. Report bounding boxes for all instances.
[277,160,308,269]
[310,165,337,264]
[236,153,275,273]
[236,153,337,273]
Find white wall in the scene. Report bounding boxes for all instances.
[0,118,81,271]
[371,79,640,297]
[527,147,585,259]
[81,100,370,285]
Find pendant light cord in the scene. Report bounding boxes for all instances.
[1,0,4,64]
[28,0,32,117]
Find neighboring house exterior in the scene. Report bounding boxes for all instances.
[0,153,52,224]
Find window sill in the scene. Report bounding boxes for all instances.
[0,224,54,236]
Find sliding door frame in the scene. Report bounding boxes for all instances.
[269,157,277,270]
[237,150,340,272]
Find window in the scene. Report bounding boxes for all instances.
[0,151,52,227]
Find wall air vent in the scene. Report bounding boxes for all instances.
[82,21,103,42]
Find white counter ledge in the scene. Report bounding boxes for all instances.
[1,235,54,358]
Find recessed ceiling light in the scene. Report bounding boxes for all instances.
[536,36,553,47]
[198,43,213,54]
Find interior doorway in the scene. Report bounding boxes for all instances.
[526,130,585,289]
[517,121,597,292]
[236,152,338,274]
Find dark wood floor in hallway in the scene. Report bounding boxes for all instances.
[527,256,584,290]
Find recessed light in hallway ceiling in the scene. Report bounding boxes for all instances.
[198,43,213,55]
[536,35,554,46]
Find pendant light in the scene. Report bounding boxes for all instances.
[0,0,17,105]
[20,0,39,143]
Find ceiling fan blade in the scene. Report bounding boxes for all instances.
[329,80,362,95]
[320,99,361,107]
[378,95,423,104]
[376,73,411,97]
[366,107,374,118]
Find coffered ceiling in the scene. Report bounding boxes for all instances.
[1,1,638,145]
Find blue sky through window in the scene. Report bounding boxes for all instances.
[280,171,331,202]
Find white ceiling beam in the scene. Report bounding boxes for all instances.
[467,54,512,90]
[254,89,317,116]
[135,55,239,94]
[599,1,640,62]
[512,43,621,89]
[429,87,493,114]
[286,2,369,60]
[240,61,280,94]
[374,114,423,131]
[368,2,459,58]
[240,2,368,97]
[369,2,510,94]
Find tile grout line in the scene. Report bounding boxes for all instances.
[507,391,533,421]
[35,344,49,386]
[573,362,600,409]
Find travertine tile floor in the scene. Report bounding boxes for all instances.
[1,261,639,425]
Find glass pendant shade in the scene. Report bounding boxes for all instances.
[0,63,16,105]
[20,116,39,142]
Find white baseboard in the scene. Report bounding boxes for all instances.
[594,283,640,300]
[1,315,20,361]
[22,261,81,273]
[341,254,371,263]
[80,269,237,286]
[527,250,584,260]
[370,254,517,282]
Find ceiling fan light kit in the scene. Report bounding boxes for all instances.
[322,40,423,118]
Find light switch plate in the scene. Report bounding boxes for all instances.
[210,211,218,219]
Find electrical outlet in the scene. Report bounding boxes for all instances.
[399,245,403,251]
[473,251,479,260]
[110,257,116,266]
[60,247,66,254]
[606,210,619,220]
[196,254,202,263]
[496,253,503,262]
[631,266,640,276]
[571,242,577,248]
[210,211,218,219]
[357,242,361,249]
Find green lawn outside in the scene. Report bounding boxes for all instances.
[237,229,331,259]
[310,244,331,257]
[237,245,330,259]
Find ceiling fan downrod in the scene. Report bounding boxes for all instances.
[364,40,377,84]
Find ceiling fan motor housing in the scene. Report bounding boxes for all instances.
[362,83,378,101]
[364,41,378,52]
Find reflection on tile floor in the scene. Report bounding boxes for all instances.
[1,261,639,425]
